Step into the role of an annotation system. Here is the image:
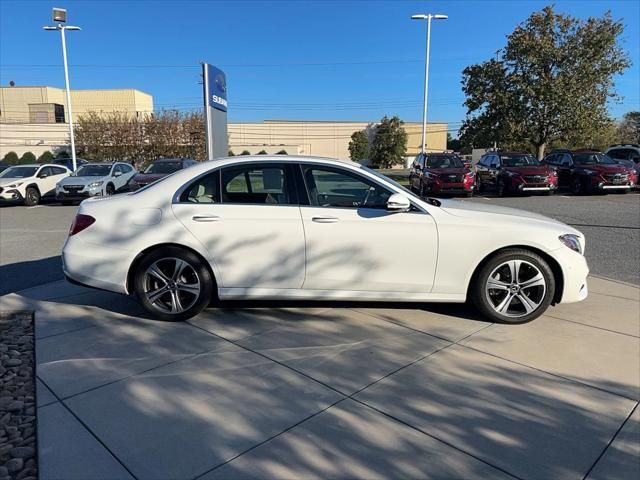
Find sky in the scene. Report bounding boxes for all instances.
[1,0,638,134]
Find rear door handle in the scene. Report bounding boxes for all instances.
[312,216,339,223]
[192,215,220,222]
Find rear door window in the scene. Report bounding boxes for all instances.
[221,163,296,205]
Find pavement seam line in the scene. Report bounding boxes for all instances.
[545,313,640,339]
[37,375,139,480]
[581,402,639,480]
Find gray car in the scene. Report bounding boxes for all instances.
[55,161,137,205]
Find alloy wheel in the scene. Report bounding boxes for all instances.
[143,257,201,314]
[484,259,546,318]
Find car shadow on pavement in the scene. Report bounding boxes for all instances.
[0,255,64,296]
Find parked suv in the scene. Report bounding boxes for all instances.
[0,164,70,206]
[409,153,475,197]
[129,158,198,191]
[55,161,137,205]
[605,144,640,188]
[476,151,558,196]
[543,149,636,195]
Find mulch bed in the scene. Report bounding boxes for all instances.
[0,311,37,480]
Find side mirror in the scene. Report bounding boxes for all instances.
[113,171,122,177]
[414,163,422,171]
[386,193,411,212]
[38,173,48,179]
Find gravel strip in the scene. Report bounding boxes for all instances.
[0,311,37,480]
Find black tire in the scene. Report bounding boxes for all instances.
[24,187,40,206]
[465,190,474,198]
[570,176,583,195]
[470,248,555,324]
[133,246,214,321]
[105,183,116,196]
[497,178,507,197]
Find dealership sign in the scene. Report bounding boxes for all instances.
[202,63,228,159]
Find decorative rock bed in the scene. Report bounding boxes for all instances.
[0,311,36,480]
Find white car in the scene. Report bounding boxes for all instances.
[0,163,71,206]
[62,156,589,323]
[55,161,137,205]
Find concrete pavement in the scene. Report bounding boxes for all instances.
[0,276,638,480]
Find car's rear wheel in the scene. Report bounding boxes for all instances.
[471,249,555,324]
[24,187,40,206]
[133,247,214,321]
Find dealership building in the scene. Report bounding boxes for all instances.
[0,85,447,161]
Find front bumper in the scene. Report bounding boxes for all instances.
[0,188,23,202]
[551,247,589,304]
[56,188,103,201]
[424,182,474,195]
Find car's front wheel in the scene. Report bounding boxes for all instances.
[133,247,214,321]
[24,187,40,206]
[471,249,555,324]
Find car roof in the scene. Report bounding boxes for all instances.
[153,158,192,163]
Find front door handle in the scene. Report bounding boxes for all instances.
[312,216,339,223]
[192,215,220,222]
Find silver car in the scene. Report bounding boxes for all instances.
[56,162,137,205]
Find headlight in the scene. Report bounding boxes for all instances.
[5,182,23,188]
[88,181,103,188]
[559,234,583,255]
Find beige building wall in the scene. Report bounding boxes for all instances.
[229,120,447,163]
[0,86,153,124]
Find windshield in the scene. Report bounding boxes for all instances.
[0,166,38,178]
[360,166,418,199]
[144,161,182,174]
[75,164,111,177]
[501,155,540,167]
[426,155,464,168]
[573,153,617,165]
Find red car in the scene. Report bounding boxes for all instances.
[409,153,475,197]
[476,151,558,196]
[543,150,636,194]
[129,158,198,191]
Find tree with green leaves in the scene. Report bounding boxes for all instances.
[348,130,370,162]
[447,133,462,152]
[38,151,55,163]
[616,111,640,144]
[19,152,36,164]
[460,6,631,158]
[2,151,19,165]
[228,150,235,156]
[257,150,268,155]
[276,149,288,155]
[241,150,251,155]
[370,116,407,168]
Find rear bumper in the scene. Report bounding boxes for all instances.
[62,236,131,294]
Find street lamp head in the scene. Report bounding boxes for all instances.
[65,26,81,31]
[411,14,428,20]
[433,14,448,20]
[52,7,67,23]
[43,26,59,31]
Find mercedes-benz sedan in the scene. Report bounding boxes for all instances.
[62,156,589,323]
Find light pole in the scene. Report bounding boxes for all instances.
[411,13,448,157]
[44,8,81,171]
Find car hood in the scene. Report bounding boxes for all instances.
[133,173,167,183]
[0,177,30,186]
[427,167,468,175]
[576,164,628,174]
[503,166,550,175]
[58,175,108,185]
[438,198,564,224]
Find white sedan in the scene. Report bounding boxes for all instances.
[62,156,589,323]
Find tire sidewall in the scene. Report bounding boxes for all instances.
[133,247,214,321]
[472,249,555,324]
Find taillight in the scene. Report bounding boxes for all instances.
[69,214,95,236]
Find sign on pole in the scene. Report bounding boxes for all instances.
[202,63,228,160]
